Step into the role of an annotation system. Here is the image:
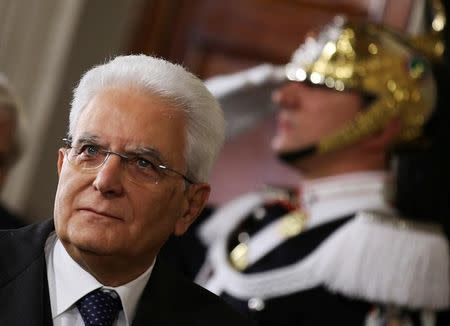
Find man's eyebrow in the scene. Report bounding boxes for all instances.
[130,147,164,162]
[72,136,165,162]
[74,134,100,145]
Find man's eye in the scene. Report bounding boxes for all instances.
[79,145,99,156]
[136,158,154,169]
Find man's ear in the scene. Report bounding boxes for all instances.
[57,149,65,176]
[174,183,210,236]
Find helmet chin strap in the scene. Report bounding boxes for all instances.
[277,144,317,165]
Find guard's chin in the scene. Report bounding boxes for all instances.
[276,145,317,164]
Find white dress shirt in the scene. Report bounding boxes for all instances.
[45,232,154,326]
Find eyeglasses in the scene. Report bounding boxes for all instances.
[62,138,194,185]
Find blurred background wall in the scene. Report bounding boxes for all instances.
[0,0,418,221]
[0,0,145,220]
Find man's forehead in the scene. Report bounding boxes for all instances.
[278,80,358,96]
[73,132,155,150]
[71,87,187,159]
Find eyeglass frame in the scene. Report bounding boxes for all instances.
[62,138,195,185]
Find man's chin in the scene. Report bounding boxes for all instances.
[62,225,122,257]
[271,136,308,156]
[74,243,116,256]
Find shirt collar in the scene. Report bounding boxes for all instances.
[49,235,154,324]
[300,171,395,226]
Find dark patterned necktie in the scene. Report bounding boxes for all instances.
[76,288,123,326]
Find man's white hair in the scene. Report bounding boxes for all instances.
[69,55,225,183]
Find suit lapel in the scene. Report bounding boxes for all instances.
[132,258,181,325]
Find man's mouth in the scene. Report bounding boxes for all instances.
[78,208,123,221]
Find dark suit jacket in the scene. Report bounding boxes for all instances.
[0,220,252,325]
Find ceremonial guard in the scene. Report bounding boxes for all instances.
[196,7,450,325]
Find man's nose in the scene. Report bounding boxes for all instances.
[272,82,303,110]
[92,154,125,196]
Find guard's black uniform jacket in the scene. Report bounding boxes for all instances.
[196,172,450,326]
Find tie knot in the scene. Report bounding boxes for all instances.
[76,288,123,326]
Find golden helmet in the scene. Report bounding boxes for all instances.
[285,14,444,153]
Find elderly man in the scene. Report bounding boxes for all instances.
[197,15,450,326]
[0,73,26,228]
[0,55,251,325]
